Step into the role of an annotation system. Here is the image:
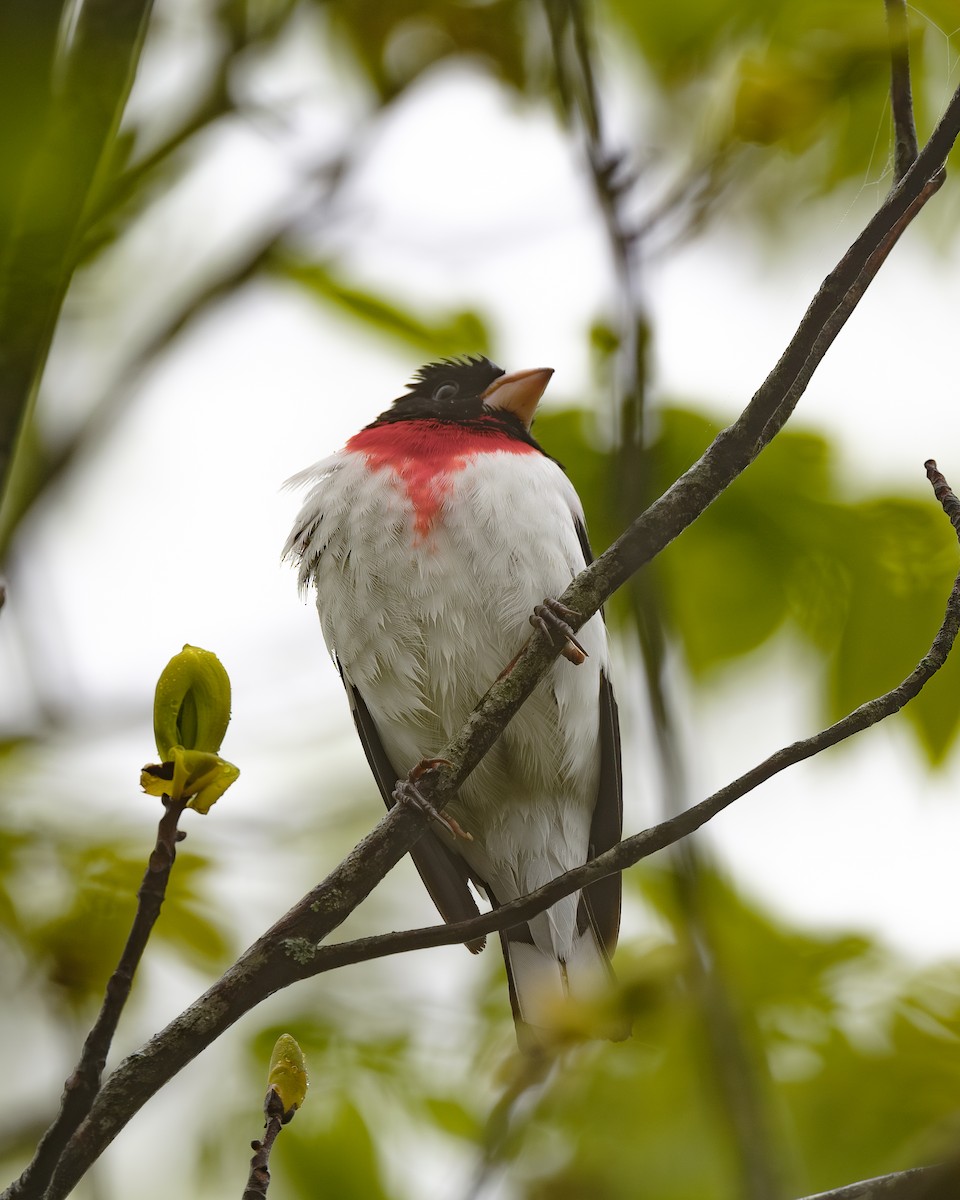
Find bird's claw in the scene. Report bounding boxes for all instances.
[530,598,588,665]
[394,760,473,841]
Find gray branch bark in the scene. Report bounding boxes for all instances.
[798,1161,960,1199]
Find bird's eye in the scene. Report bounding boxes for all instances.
[433,382,459,402]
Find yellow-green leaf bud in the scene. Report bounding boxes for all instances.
[142,646,239,811]
[153,645,232,759]
[267,1034,308,1119]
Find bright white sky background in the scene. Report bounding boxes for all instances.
[4,9,960,1192]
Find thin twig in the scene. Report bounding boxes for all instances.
[85,65,233,232]
[27,80,960,1200]
[925,460,960,534]
[10,795,188,1200]
[241,1091,288,1200]
[544,0,647,442]
[885,0,920,181]
[241,1118,283,1200]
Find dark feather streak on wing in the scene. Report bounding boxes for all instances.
[574,516,593,568]
[573,517,622,952]
[341,668,486,953]
[585,670,623,952]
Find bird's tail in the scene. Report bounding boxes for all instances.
[499,900,628,1052]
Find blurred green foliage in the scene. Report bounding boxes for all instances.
[2,1,960,1198]
[511,866,960,1199]
[166,864,960,1200]
[538,405,960,763]
[1,828,232,1014]
[270,256,491,359]
[327,0,530,99]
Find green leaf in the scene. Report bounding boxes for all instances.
[151,644,233,758]
[270,256,490,358]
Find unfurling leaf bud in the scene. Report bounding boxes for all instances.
[267,1034,308,1122]
[140,748,240,813]
[153,644,232,757]
[141,645,239,812]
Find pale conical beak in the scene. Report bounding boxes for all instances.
[480,367,554,430]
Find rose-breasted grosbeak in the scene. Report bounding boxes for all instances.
[284,356,623,1049]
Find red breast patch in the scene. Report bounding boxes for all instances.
[347,420,537,539]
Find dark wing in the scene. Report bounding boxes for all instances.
[586,670,622,951]
[342,671,486,953]
[574,517,623,953]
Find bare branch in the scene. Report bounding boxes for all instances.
[925,460,960,534]
[241,1092,289,1200]
[566,83,957,623]
[241,1116,284,1200]
[885,0,920,181]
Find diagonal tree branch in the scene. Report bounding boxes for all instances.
[563,82,957,626]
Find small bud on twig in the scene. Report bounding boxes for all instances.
[241,1036,308,1198]
[266,1034,308,1123]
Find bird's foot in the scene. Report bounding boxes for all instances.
[394,759,473,841]
[530,598,588,665]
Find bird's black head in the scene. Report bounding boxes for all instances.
[370,355,552,451]
[378,356,506,423]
